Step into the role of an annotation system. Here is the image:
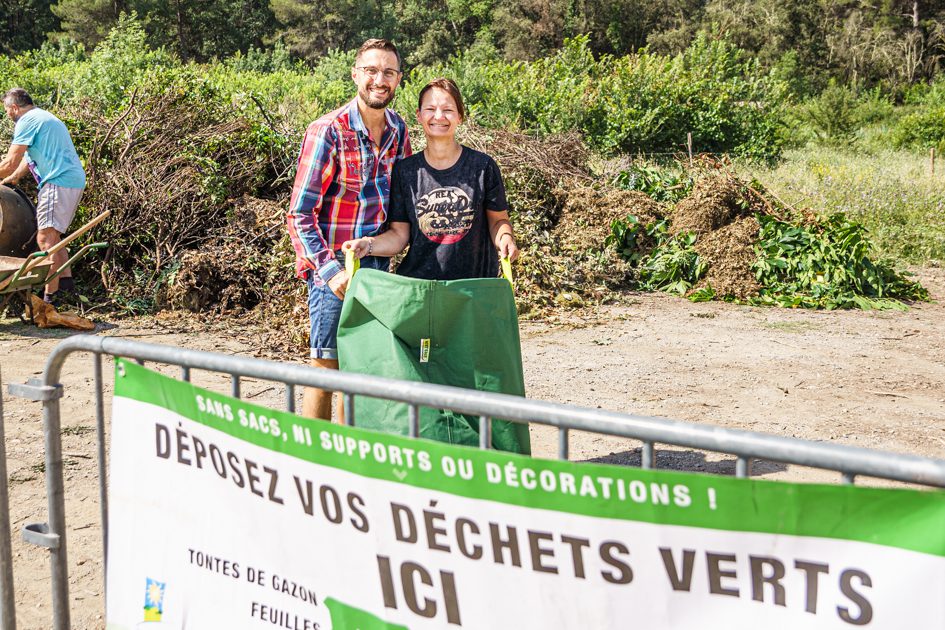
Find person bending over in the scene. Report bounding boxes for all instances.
[0,88,86,304]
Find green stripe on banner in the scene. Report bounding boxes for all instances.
[114,359,945,557]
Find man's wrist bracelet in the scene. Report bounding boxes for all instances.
[367,238,374,256]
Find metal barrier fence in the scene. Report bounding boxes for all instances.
[4,333,945,629]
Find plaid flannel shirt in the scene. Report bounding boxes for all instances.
[287,99,411,283]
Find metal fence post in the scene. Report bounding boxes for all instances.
[558,428,569,460]
[93,354,108,570]
[42,390,70,630]
[0,370,17,630]
[641,442,655,469]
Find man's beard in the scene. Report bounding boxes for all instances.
[360,85,394,109]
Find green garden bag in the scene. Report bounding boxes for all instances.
[337,257,530,455]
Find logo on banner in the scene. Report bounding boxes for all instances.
[143,578,166,622]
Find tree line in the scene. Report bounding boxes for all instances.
[2,0,944,93]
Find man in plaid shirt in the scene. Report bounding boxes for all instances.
[287,38,412,420]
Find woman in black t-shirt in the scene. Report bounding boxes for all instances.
[342,78,518,279]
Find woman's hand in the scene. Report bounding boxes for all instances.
[341,237,373,259]
[497,232,519,262]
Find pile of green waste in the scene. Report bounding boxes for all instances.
[605,167,928,310]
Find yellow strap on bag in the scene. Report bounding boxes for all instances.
[501,256,513,288]
[345,248,359,280]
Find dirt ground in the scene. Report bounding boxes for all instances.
[1,267,944,628]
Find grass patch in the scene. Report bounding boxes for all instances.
[61,425,95,437]
[748,147,945,264]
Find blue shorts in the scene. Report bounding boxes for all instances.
[308,254,389,359]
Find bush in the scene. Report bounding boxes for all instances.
[903,75,945,107]
[853,87,895,126]
[894,106,945,151]
[398,35,788,160]
[601,35,786,160]
[893,76,945,151]
[789,81,859,147]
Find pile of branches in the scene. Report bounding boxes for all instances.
[460,126,641,313]
[461,126,589,233]
[67,86,295,311]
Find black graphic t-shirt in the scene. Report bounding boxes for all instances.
[388,147,508,280]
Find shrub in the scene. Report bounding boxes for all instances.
[893,76,945,151]
[79,13,179,110]
[398,35,788,159]
[894,106,945,151]
[789,81,859,147]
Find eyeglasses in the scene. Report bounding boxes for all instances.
[356,66,402,80]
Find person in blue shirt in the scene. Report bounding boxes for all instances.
[0,88,87,303]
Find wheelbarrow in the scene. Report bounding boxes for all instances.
[0,243,107,323]
[0,209,111,323]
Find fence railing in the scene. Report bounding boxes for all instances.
[5,334,945,629]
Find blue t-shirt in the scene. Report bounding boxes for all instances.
[12,108,86,189]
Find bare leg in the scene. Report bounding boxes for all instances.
[302,358,338,421]
[37,227,67,295]
[334,391,346,425]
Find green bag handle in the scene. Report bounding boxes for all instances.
[345,248,359,279]
[347,247,513,288]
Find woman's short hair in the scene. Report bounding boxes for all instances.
[417,78,466,122]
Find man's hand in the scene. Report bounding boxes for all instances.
[327,270,350,300]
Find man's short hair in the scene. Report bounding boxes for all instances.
[3,88,33,107]
[355,39,402,71]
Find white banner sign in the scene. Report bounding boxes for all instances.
[106,360,945,629]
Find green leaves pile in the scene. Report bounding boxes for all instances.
[612,164,693,203]
[608,168,929,310]
[606,217,707,296]
[640,231,706,296]
[751,214,928,310]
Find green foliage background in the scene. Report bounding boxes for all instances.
[0,17,789,159]
[0,12,942,315]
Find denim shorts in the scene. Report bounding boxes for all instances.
[308,254,389,359]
